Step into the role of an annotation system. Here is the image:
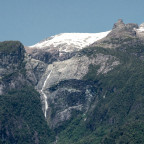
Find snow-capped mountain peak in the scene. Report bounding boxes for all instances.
[29,31,111,53]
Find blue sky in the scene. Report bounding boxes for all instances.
[0,0,144,46]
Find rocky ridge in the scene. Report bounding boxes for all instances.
[91,19,144,49]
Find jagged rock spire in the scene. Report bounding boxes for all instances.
[113,19,125,29]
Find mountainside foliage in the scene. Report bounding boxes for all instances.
[55,45,144,144]
[0,41,55,144]
[0,87,55,144]
[0,41,24,54]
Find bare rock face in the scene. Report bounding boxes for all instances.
[37,54,119,90]
[0,41,40,94]
[113,19,125,29]
[36,54,119,128]
[109,19,138,38]
[25,46,61,64]
[25,55,47,84]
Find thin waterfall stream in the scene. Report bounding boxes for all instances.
[41,70,52,117]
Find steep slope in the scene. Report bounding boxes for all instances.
[0,41,55,144]
[0,87,54,144]
[36,54,119,128]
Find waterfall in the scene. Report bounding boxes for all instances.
[41,70,52,117]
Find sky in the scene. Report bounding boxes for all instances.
[0,0,144,46]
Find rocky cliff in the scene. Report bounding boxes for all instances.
[0,41,27,94]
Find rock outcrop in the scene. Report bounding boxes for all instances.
[91,19,143,49]
[0,41,38,94]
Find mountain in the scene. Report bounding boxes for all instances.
[1,19,144,143]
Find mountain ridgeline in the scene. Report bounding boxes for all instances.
[1,19,144,143]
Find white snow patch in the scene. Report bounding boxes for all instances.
[29,31,111,52]
[136,23,144,32]
[136,28,144,32]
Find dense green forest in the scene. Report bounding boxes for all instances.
[0,87,55,144]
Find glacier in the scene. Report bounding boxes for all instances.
[29,31,111,53]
